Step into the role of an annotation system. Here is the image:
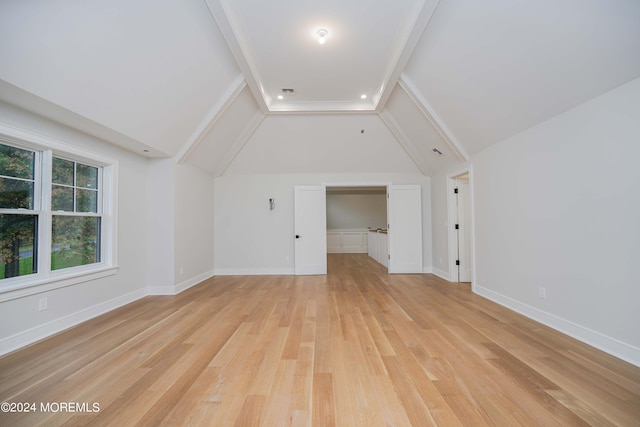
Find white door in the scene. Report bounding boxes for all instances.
[457,180,472,282]
[294,186,327,275]
[388,185,423,274]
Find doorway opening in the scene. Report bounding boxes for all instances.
[447,169,474,284]
[294,183,423,275]
[325,185,389,269]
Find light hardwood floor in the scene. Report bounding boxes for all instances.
[1,254,639,426]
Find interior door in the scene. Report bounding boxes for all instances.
[458,180,472,282]
[388,185,423,274]
[294,185,327,275]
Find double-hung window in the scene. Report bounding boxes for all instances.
[0,126,117,296]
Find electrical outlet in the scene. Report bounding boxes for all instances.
[538,287,546,300]
[39,297,48,311]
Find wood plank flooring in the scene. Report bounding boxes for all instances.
[1,254,639,426]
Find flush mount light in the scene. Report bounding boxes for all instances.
[317,29,328,44]
[360,94,367,99]
[277,95,284,100]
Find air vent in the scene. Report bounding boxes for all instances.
[282,88,295,94]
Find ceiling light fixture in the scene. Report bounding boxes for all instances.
[277,95,284,100]
[317,29,328,45]
[360,94,367,99]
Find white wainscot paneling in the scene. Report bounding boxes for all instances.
[368,230,378,259]
[368,229,388,267]
[327,229,369,253]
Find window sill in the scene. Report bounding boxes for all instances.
[0,265,119,303]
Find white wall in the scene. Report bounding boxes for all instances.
[326,193,387,230]
[225,114,423,175]
[214,173,432,274]
[432,77,640,366]
[0,102,149,355]
[146,158,176,294]
[174,163,215,291]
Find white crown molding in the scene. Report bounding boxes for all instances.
[398,74,469,161]
[375,0,442,112]
[216,111,265,177]
[176,74,246,164]
[205,0,441,113]
[203,0,268,114]
[379,110,432,176]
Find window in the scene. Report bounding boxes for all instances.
[0,127,116,294]
[51,157,101,271]
[0,144,38,278]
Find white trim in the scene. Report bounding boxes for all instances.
[374,0,442,111]
[0,124,118,295]
[422,266,433,274]
[0,80,162,157]
[431,267,449,280]
[216,111,265,177]
[0,267,118,303]
[146,286,177,296]
[176,75,247,164]
[215,268,294,276]
[447,167,475,284]
[205,0,440,113]
[475,283,640,368]
[175,270,215,294]
[203,0,268,113]
[0,123,116,167]
[0,288,147,357]
[398,75,468,162]
[379,110,432,176]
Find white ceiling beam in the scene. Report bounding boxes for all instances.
[176,74,247,164]
[374,0,442,112]
[203,0,268,114]
[215,112,265,177]
[398,74,468,162]
[379,110,432,177]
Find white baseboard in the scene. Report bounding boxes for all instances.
[327,249,368,254]
[148,270,215,295]
[422,266,433,274]
[215,268,294,276]
[0,288,147,357]
[146,286,176,296]
[431,267,449,281]
[475,284,640,368]
[175,270,215,294]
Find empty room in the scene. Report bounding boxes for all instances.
[1,0,639,425]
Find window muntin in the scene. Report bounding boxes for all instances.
[52,157,99,213]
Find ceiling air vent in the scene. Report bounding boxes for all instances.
[282,88,295,94]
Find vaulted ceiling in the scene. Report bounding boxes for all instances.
[2,0,640,176]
